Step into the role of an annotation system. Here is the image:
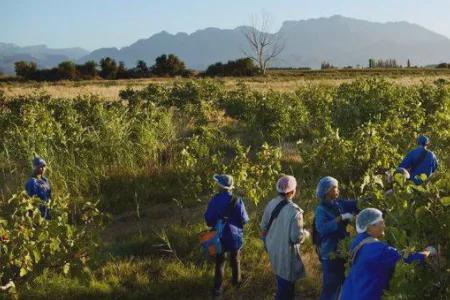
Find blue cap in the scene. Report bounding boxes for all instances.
[32,157,47,168]
[213,174,234,190]
[417,135,430,146]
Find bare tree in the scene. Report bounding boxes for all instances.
[242,14,285,75]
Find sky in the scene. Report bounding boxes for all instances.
[1,0,450,51]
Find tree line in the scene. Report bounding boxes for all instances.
[14,55,261,81]
[14,54,193,81]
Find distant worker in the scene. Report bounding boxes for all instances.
[340,208,437,300]
[260,175,309,300]
[204,174,249,297]
[25,156,52,220]
[398,135,438,184]
[314,176,358,300]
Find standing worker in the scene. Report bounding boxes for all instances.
[314,176,358,300]
[340,208,436,300]
[25,156,52,220]
[399,135,438,184]
[204,174,249,297]
[260,175,309,300]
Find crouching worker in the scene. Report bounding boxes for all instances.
[340,208,436,300]
[204,174,249,297]
[25,156,52,220]
[399,135,438,185]
[260,175,309,300]
[314,176,358,300]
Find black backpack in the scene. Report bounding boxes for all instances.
[311,217,321,257]
[409,148,429,174]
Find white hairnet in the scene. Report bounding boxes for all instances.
[276,175,297,194]
[316,176,338,200]
[356,208,383,233]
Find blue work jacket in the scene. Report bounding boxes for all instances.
[25,176,51,202]
[399,146,438,184]
[340,232,425,300]
[204,191,249,252]
[315,199,358,259]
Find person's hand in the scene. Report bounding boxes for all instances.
[341,213,354,221]
[424,246,437,257]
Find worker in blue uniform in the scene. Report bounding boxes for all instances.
[314,176,359,300]
[25,157,52,220]
[204,174,249,297]
[340,208,436,300]
[399,135,438,184]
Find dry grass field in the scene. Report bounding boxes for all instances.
[2,69,450,100]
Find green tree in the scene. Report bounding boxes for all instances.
[99,57,118,79]
[116,61,129,79]
[152,54,186,76]
[14,61,37,79]
[205,58,260,77]
[57,61,78,80]
[77,60,98,79]
[321,61,335,70]
[135,60,149,77]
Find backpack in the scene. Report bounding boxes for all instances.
[409,148,429,174]
[311,217,321,258]
[198,196,238,257]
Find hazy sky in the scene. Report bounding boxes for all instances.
[1,0,449,51]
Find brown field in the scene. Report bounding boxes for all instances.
[2,70,450,101]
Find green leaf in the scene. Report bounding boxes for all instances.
[63,263,70,275]
[33,249,41,263]
[394,173,406,186]
[415,206,427,219]
[440,197,450,206]
[418,173,428,182]
[402,200,408,209]
[19,267,28,277]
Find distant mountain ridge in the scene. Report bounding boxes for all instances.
[0,43,89,74]
[79,15,450,70]
[2,15,450,74]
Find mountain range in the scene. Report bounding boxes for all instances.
[0,43,88,74]
[2,15,450,75]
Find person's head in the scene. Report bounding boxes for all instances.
[316,176,339,202]
[417,135,430,148]
[32,157,47,176]
[356,208,385,238]
[276,175,297,200]
[213,174,234,191]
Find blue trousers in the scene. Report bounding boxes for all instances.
[39,204,51,220]
[320,258,345,300]
[275,275,295,300]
